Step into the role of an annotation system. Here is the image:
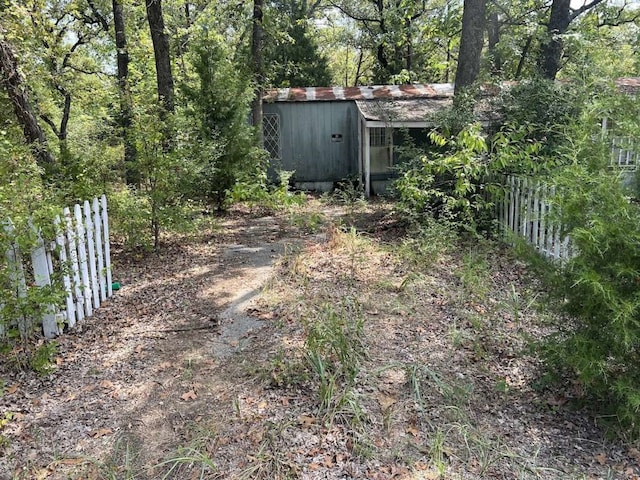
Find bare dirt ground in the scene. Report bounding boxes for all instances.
[1,197,639,480]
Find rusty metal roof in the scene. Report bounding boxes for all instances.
[265,78,640,103]
[615,77,640,95]
[264,83,455,102]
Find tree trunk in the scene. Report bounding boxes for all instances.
[40,85,72,158]
[0,38,55,166]
[405,18,412,76]
[113,0,138,184]
[515,35,533,79]
[146,0,174,113]
[487,11,501,77]
[251,0,264,147]
[538,0,571,80]
[455,0,486,95]
[354,49,364,87]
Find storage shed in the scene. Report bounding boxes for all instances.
[262,83,458,196]
[263,77,640,196]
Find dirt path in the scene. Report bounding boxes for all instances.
[0,210,316,479]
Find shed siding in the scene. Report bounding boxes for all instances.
[264,102,358,187]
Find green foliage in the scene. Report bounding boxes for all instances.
[108,186,154,250]
[229,170,306,214]
[494,78,583,155]
[182,28,263,211]
[394,124,493,231]
[542,164,640,433]
[0,138,63,342]
[130,107,190,248]
[393,79,603,233]
[29,340,58,375]
[264,1,332,87]
[396,219,457,269]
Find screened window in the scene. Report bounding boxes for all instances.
[370,127,390,147]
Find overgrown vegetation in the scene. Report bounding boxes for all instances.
[394,78,640,436]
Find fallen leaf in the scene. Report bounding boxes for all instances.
[35,468,51,480]
[377,393,397,410]
[595,453,607,465]
[629,447,640,463]
[90,428,113,438]
[181,390,197,401]
[298,415,316,427]
[100,380,114,390]
[7,384,18,394]
[55,357,63,366]
[547,395,568,407]
[406,426,420,437]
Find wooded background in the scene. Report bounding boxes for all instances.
[1,0,639,244]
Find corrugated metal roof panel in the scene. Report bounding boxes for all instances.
[264,79,640,102]
[264,83,455,102]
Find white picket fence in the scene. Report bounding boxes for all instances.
[1,195,112,339]
[611,136,639,170]
[499,176,572,261]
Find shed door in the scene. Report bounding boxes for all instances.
[370,127,393,174]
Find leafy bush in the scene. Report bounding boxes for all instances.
[394,124,494,231]
[492,77,583,155]
[542,164,640,433]
[229,169,305,213]
[0,139,63,342]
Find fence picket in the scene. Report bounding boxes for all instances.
[101,195,112,297]
[84,201,100,309]
[74,204,93,317]
[532,184,540,248]
[508,176,516,237]
[31,229,60,338]
[54,215,76,328]
[93,197,106,302]
[64,207,85,324]
[4,220,30,336]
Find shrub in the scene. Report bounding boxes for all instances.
[394,123,511,232]
[543,164,640,433]
[0,140,63,342]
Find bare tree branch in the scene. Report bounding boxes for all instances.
[569,0,606,20]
